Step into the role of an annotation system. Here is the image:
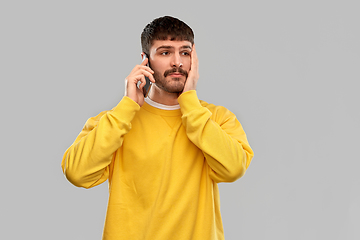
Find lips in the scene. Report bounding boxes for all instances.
[169,72,184,77]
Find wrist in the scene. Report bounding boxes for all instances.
[178,90,202,113]
[182,82,197,93]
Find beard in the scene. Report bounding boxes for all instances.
[152,67,189,94]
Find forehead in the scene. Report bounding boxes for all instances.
[150,39,192,52]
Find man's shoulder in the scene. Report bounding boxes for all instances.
[199,100,234,117]
[199,99,228,111]
[91,110,110,120]
[82,110,110,129]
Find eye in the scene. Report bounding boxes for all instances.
[161,51,169,55]
[181,52,190,56]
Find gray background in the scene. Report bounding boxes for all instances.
[1,0,359,239]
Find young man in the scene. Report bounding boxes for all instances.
[62,16,254,240]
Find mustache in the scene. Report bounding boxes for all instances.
[164,68,188,78]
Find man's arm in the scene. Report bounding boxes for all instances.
[62,59,153,188]
[179,91,254,183]
[179,45,253,183]
[61,97,140,188]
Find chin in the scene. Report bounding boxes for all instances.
[156,82,184,94]
[154,75,187,93]
[165,85,185,94]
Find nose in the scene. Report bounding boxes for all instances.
[170,53,183,68]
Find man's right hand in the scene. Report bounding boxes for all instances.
[124,58,155,106]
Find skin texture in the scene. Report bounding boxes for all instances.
[125,39,199,106]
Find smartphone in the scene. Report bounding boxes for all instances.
[142,54,152,97]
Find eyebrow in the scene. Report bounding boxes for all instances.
[156,45,192,51]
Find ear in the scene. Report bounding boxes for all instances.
[141,52,147,62]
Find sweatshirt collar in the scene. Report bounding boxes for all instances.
[144,97,180,110]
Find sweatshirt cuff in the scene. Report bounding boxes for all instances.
[109,96,140,123]
[178,90,203,114]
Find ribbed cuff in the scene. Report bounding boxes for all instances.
[109,96,140,123]
[178,90,203,115]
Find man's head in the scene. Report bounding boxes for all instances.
[141,16,195,94]
[141,16,194,57]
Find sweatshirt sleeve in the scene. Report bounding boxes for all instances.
[178,90,254,183]
[61,96,140,188]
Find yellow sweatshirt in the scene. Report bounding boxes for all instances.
[62,90,254,240]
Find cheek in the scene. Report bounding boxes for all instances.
[151,62,167,74]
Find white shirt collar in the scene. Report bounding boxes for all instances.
[144,97,180,110]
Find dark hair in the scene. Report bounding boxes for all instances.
[141,16,194,56]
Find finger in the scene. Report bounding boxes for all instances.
[141,57,148,66]
[128,75,142,85]
[191,44,197,57]
[138,69,155,83]
[135,74,146,86]
[129,68,153,83]
[146,72,156,83]
[142,65,154,75]
[191,44,198,70]
[134,64,155,76]
[137,75,147,89]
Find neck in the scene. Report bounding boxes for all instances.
[148,84,180,105]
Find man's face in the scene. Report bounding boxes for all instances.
[148,39,192,94]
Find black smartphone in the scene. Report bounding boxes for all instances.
[142,54,152,97]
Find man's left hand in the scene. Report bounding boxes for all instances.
[182,44,199,93]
